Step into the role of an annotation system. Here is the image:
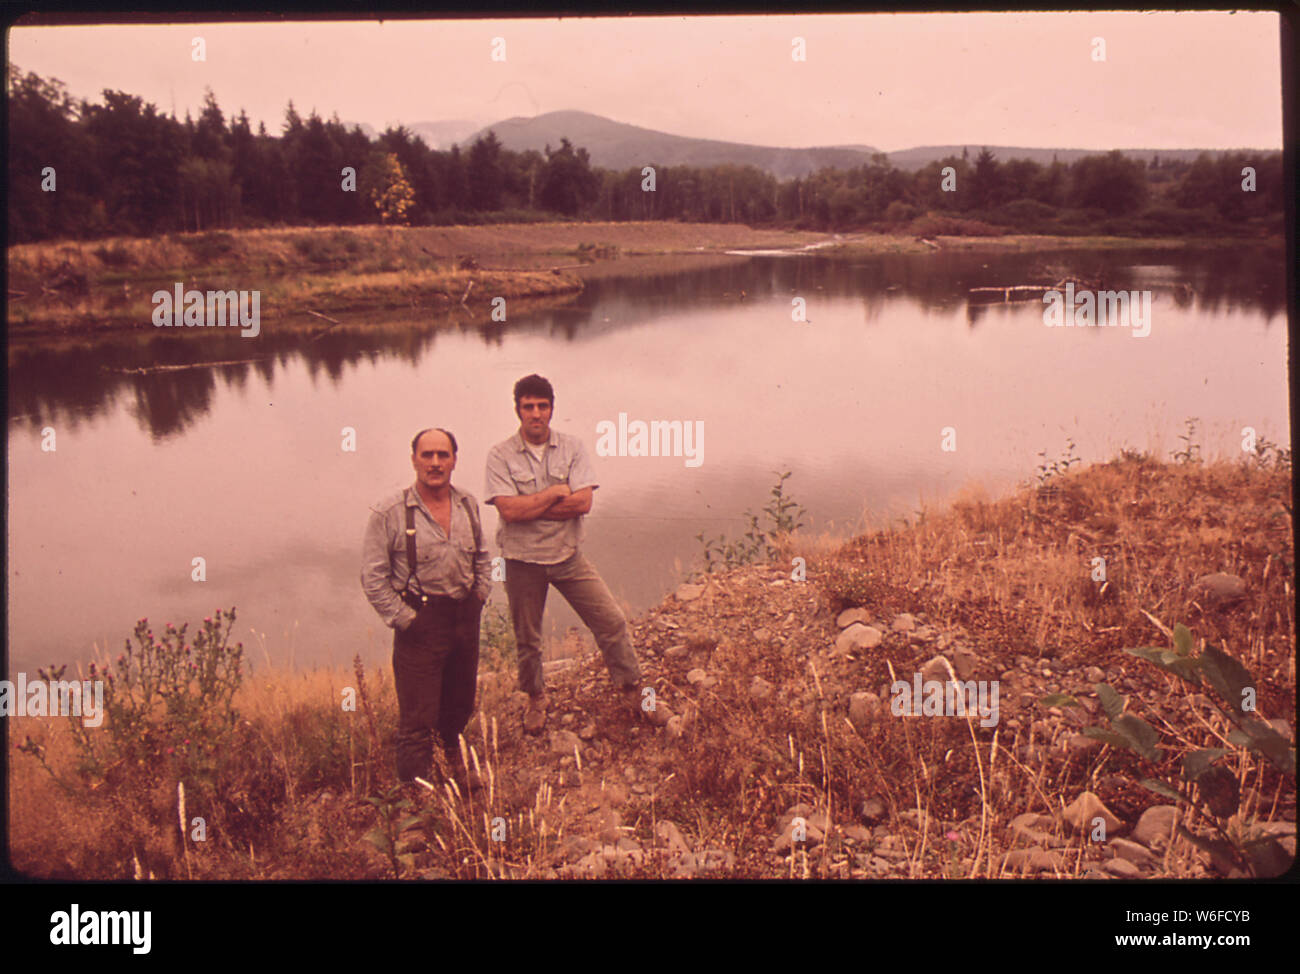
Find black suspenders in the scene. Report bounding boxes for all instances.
[403,500,426,605]
[402,489,483,606]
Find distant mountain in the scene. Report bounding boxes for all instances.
[408,119,481,150]
[343,118,480,149]
[366,110,1274,178]
[460,110,882,180]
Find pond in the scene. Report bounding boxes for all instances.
[6,246,1288,673]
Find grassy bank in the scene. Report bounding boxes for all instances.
[9,448,1293,880]
[6,221,1266,340]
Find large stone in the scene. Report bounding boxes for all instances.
[836,608,872,629]
[1063,791,1122,835]
[686,668,708,686]
[671,848,736,878]
[1004,848,1066,874]
[675,583,705,603]
[860,798,886,823]
[1065,734,1101,752]
[749,677,773,701]
[772,814,826,852]
[1109,837,1158,868]
[655,820,692,857]
[834,623,883,655]
[920,655,952,684]
[1132,805,1181,850]
[892,613,917,633]
[950,647,979,680]
[1190,573,1246,607]
[559,835,597,862]
[645,701,675,727]
[1008,812,1056,847]
[848,692,882,729]
[550,730,582,756]
[1104,857,1142,878]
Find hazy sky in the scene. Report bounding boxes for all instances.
[8,12,1283,152]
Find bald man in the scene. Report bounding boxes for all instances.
[362,428,491,789]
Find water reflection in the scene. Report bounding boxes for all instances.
[6,245,1288,673]
[8,247,1283,441]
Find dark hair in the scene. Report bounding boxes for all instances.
[513,374,554,408]
[411,427,458,455]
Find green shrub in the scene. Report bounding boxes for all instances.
[1042,623,1294,877]
[696,470,806,574]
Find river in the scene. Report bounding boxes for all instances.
[6,245,1288,673]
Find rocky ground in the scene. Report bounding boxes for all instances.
[342,559,1293,880]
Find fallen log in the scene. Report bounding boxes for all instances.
[968,284,1054,302]
[101,357,267,375]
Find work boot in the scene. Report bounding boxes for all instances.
[618,684,644,721]
[523,693,547,735]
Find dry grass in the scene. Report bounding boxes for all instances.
[8,452,1293,880]
[6,221,827,337]
[9,221,1235,337]
[809,452,1294,875]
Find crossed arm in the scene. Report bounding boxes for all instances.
[492,483,594,522]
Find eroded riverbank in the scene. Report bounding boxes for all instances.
[6,221,1255,342]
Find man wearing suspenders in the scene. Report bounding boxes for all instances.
[361,428,491,789]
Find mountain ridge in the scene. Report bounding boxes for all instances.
[353,109,1277,178]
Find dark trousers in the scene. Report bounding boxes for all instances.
[392,595,482,782]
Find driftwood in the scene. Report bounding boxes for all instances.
[102,358,267,375]
[459,280,474,306]
[969,285,1054,302]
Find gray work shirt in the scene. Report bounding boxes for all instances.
[484,429,599,564]
[360,483,492,630]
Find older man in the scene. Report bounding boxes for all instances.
[361,428,491,788]
[485,375,645,735]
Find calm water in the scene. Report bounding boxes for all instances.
[6,247,1288,673]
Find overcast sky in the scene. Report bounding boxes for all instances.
[8,12,1283,152]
